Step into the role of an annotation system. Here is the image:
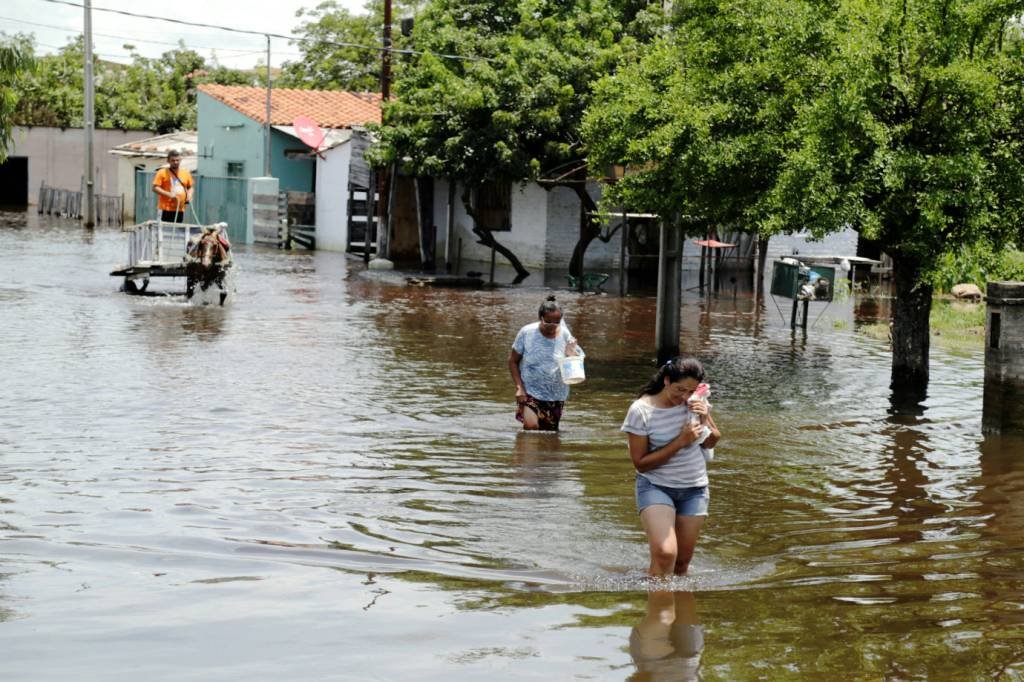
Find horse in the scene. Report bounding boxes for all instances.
[186,226,232,305]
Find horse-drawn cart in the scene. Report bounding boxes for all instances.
[110,220,233,304]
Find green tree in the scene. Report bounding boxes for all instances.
[372,0,639,282]
[279,0,420,92]
[13,35,258,133]
[0,33,35,161]
[584,0,1024,395]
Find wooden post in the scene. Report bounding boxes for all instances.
[698,232,706,293]
[384,165,396,260]
[753,235,760,302]
[445,181,455,273]
[364,172,375,264]
[655,221,682,364]
[619,209,627,297]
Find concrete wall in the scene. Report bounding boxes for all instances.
[314,142,351,252]
[427,179,547,268]
[429,178,619,272]
[9,126,153,204]
[270,130,315,193]
[765,228,859,261]
[543,181,621,271]
[198,94,261,181]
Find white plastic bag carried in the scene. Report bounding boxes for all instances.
[559,355,585,384]
[558,336,585,384]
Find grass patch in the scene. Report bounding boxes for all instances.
[930,299,985,350]
[855,299,985,351]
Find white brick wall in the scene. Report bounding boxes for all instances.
[543,181,621,271]
[766,228,859,260]
[430,178,620,272]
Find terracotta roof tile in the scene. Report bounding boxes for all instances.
[198,84,381,128]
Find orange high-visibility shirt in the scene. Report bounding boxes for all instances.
[152,167,194,212]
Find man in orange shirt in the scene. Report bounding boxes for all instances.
[152,149,194,222]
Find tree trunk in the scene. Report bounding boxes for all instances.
[460,186,530,284]
[567,185,599,278]
[889,254,932,403]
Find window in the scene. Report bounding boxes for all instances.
[475,180,511,232]
[226,161,245,177]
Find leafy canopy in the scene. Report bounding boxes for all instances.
[371,0,647,182]
[0,33,34,161]
[584,0,1024,265]
[279,0,421,92]
[10,33,258,133]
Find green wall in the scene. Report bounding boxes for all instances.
[197,92,314,192]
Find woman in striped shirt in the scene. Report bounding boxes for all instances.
[621,356,721,577]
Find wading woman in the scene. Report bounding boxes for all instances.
[621,356,720,576]
[508,295,582,431]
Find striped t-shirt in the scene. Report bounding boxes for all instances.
[621,398,709,488]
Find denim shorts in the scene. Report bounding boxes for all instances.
[636,474,709,517]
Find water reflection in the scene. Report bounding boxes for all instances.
[977,434,1024,543]
[180,306,228,340]
[5,209,1024,678]
[628,591,703,681]
[879,412,944,544]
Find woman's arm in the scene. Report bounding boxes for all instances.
[702,412,721,450]
[508,349,527,403]
[628,422,703,473]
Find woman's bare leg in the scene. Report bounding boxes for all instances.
[640,505,678,576]
[673,515,705,575]
[521,406,540,430]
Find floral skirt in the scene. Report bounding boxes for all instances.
[515,393,564,431]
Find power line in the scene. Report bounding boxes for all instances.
[39,0,488,62]
[0,15,265,53]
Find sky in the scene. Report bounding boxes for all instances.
[2,0,369,69]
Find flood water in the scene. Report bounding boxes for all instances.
[2,210,1023,680]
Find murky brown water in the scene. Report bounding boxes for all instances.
[2,209,1023,679]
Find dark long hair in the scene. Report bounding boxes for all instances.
[538,294,561,319]
[639,356,705,396]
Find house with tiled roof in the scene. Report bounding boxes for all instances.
[196,84,380,193]
[196,84,382,248]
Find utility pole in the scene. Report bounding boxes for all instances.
[373,0,392,261]
[82,0,95,228]
[264,34,272,177]
[382,0,392,101]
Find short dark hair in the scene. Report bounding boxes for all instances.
[167,149,181,160]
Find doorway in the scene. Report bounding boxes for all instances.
[0,156,29,206]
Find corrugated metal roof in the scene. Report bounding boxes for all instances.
[109,130,197,158]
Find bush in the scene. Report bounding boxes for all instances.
[929,244,1024,293]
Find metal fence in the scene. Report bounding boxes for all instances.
[135,170,248,244]
[37,182,123,225]
[124,220,208,267]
